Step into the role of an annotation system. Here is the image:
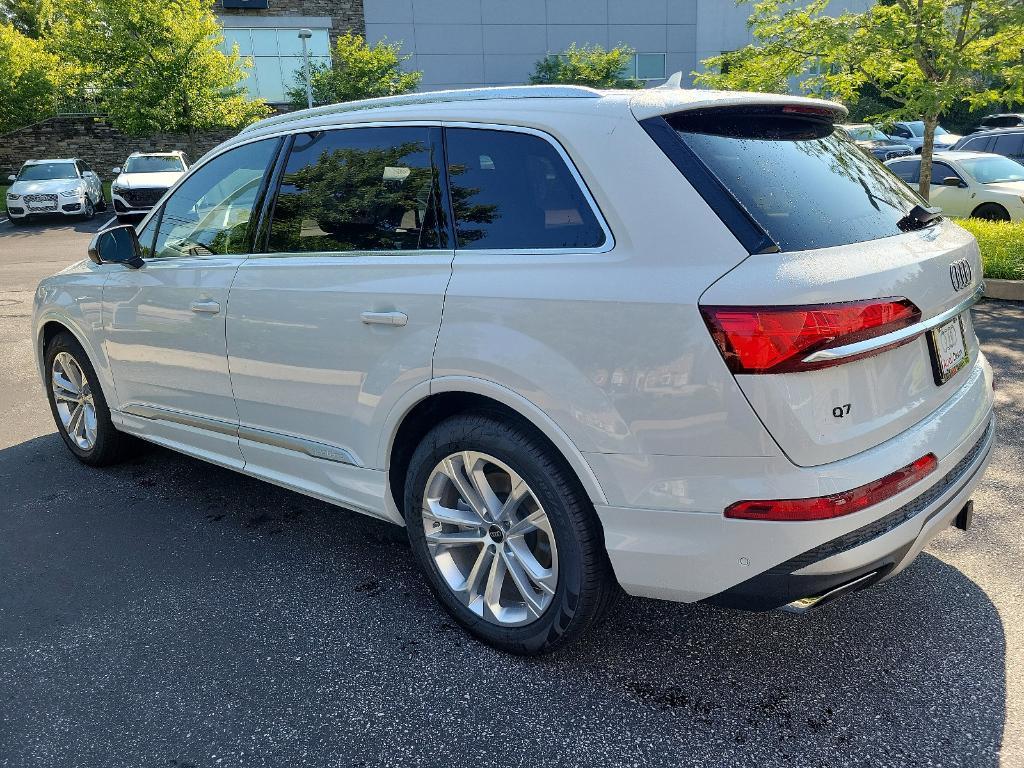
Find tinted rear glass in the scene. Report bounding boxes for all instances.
[992,134,1024,155]
[445,128,606,250]
[666,110,924,252]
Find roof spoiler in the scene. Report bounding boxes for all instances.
[630,89,848,124]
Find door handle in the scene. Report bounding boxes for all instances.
[360,311,408,327]
[190,299,221,314]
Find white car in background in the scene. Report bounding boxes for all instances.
[110,151,189,223]
[32,86,995,654]
[885,150,1024,221]
[6,159,105,224]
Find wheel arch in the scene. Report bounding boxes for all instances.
[381,378,609,521]
[36,315,120,417]
[970,201,1011,220]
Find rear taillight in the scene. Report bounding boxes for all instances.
[725,453,938,521]
[701,298,920,374]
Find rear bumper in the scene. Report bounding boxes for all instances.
[590,353,995,604]
[703,415,994,610]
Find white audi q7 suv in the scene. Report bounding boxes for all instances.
[32,86,995,654]
[110,151,189,223]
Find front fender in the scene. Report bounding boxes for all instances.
[33,270,118,419]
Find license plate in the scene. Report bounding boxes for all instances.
[928,313,969,385]
[28,203,53,210]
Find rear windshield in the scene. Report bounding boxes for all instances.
[665,110,925,252]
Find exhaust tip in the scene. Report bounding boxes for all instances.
[954,500,974,531]
[780,570,881,615]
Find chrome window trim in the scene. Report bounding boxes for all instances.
[150,120,615,257]
[801,286,984,364]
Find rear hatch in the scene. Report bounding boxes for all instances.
[637,98,984,467]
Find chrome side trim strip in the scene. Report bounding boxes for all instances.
[121,403,238,436]
[802,286,984,364]
[120,403,359,466]
[236,425,359,466]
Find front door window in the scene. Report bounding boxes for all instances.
[147,138,280,259]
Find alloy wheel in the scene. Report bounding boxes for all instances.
[51,351,97,450]
[421,451,559,626]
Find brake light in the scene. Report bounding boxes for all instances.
[725,453,938,521]
[701,298,920,374]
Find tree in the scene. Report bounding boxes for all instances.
[286,32,421,108]
[529,43,643,89]
[0,21,61,131]
[695,1,1024,200]
[49,0,268,154]
[1,0,52,36]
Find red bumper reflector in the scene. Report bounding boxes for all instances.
[702,298,921,374]
[725,453,939,521]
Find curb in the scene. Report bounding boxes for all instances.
[984,279,1024,302]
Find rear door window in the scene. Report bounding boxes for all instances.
[660,109,925,252]
[888,159,921,184]
[992,133,1024,157]
[267,126,444,253]
[959,136,992,152]
[444,128,606,251]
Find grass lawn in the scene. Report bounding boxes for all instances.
[955,218,1024,281]
[1,182,113,218]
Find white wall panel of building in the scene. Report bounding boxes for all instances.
[363,0,876,92]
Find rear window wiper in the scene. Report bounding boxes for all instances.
[897,204,943,232]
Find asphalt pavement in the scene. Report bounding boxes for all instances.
[0,215,1021,767]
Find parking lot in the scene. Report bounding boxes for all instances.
[0,216,1022,767]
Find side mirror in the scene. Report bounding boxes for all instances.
[111,167,121,174]
[942,176,965,187]
[88,225,144,269]
[7,174,15,182]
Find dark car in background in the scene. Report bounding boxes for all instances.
[967,114,1024,134]
[838,124,914,161]
[952,128,1024,165]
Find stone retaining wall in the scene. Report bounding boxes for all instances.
[0,116,238,179]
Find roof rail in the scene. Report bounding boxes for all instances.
[241,85,603,134]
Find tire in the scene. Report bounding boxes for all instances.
[971,203,1011,222]
[9,214,27,226]
[81,196,95,220]
[44,331,134,466]
[403,412,617,655]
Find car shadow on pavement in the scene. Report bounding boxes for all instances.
[0,214,112,237]
[0,431,1007,766]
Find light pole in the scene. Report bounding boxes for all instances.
[298,28,313,109]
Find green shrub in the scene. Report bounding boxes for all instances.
[954,218,1024,281]
[287,33,421,108]
[529,43,643,89]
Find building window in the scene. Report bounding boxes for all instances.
[632,53,667,81]
[219,27,331,104]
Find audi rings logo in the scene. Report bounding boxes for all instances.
[950,259,973,292]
